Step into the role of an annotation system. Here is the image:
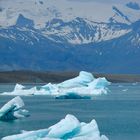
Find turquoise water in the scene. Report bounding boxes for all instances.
[0,83,140,140]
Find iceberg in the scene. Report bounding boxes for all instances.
[14,84,25,91]
[2,84,37,96]
[37,71,110,98]
[0,96,29,121]
[57,77,110,98]
[58,71,94,88]
[1,71,111,98]
[88,78,110,89]
[2,114,109,140]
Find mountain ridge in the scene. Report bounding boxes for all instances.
[0,0,140,73]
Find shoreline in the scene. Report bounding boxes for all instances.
[0,71,140,83]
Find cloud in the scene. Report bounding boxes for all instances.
[67,0,130,4]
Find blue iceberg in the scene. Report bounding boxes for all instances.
[2,114,109,140]
[1,71,111,98]
[39,71,110,98]
[58,71,94,88]
[0,96,29,121]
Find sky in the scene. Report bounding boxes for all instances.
[67,0,138,4]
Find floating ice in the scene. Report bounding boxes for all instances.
[58,71,94,88]
[14,84,25,91]
[2,114,109,140]
[2,84,37,96]
[0,96,29,121]
[88,78,110,89]
[1,71,111,98]
[38,73,110,98]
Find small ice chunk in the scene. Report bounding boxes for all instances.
[0,96,29,121]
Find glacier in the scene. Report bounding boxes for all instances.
[2,114,109,140]
[0,96,29,121]
[1,71,110,98]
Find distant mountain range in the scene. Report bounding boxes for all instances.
[0,0,140,73]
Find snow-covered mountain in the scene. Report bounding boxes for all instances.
[0,0,140,73]
[0,0,140,44]
[1,0,140,26]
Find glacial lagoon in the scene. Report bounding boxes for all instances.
[0,83,140,139]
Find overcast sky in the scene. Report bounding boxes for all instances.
[67,0,135,4]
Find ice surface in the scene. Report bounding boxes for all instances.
[2,114,109,140]
[0,96,29,121]
[58,71,94,88]
[2,84,37,96]
[88,78,109,89]
[1,71,110,98]
[14,84,25,91]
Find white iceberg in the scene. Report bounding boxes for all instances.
[88,78,110,89]
[57,71,94,88]
[14,84,25,91]
[2,84,37,96]
[1,71,111,98]
[0,96,29,121]
[57,77,110,98]
[2,114,109,140]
